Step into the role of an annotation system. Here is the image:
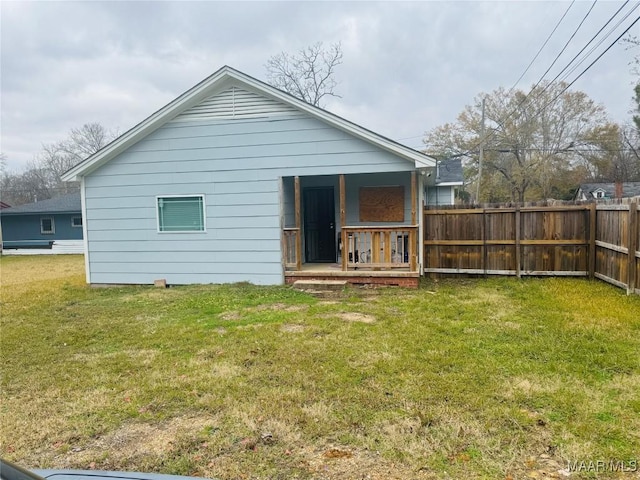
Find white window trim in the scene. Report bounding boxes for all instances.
[41,217,55,234]
[71,216,83,227]
[156,194,207,233]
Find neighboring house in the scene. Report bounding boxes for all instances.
[424,157,464,205]
[0,192,84,254]
[574,182,640,201]
[0,201,11,209]
[62,66,449,287]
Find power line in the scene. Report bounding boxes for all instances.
[439,3,639,162]
[534,10,640,119]
[405,2,634,151]
[530,1,598,89]
[398,2,582,145]
[554,2,636,84]
[397,3,580,145]
[481,2,632,145]
[509,1,576,91]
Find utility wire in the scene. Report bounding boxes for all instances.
[441,3,639,162]
[533,11,640,117]
[555,2,636,83]
[397,1,580,144]
[530,0,597,89]
[509,0,577,90]
[514,0,633,113]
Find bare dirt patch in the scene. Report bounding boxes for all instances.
[252,303,309,313]
[304,446,422,479]
[281,323,306,333]
[219,311,243,321]
[334,312,376,323]
[55,415,215,469]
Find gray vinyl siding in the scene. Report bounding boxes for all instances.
[424,185,455,206]
[84,113,414,285]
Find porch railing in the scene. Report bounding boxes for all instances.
[283,228,301,270]
[283,226,418,272]
[342,226,418,272]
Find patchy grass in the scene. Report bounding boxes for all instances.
[1,255,639,479]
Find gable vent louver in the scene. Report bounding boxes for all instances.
[173,86,299,122]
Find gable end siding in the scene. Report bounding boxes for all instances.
[172,86,300,122]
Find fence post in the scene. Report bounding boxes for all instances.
[482,207,487,277]
[628,202,638,295]
[588,203,597,280]
[515,205,521,278]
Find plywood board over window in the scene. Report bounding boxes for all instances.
[359,186,404,222]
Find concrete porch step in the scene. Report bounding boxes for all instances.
[292,279,348,292]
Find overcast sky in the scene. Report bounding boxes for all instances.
[1,1,638,172]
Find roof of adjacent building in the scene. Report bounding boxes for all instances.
[577,182,640,199]
[62,65,436,181]
[436,158,464,185]
[0,192,81,215]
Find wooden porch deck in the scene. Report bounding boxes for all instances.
[284,263,420,288]
[282,173,421,288]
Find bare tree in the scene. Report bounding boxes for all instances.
[265,42,343,107]
[35,122,115,188]
[1,123,116,206]
[424,82,613,202]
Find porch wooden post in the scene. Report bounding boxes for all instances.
[340,174,347,271]
[411,171,417,225]
[294,176,302,271]
[410,171,417,272]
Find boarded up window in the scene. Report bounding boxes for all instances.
[359,186,404,222]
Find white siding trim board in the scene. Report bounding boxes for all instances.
[81,177,91,284]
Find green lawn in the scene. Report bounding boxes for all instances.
[1,255,639,479]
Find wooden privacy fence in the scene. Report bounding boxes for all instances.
[424,201,639,295]
[594,203,639,294]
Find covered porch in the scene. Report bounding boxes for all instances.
[281,172,421,287]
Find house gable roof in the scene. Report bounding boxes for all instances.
[435,158,464,185]
[0,192,81,215]
[62,66,436,181]
[577,182,640,199]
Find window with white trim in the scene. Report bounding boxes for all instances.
[157,195,205,232]
[41,217,55,234]
[71,216,83,227]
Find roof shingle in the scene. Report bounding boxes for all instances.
[0,192,81,215]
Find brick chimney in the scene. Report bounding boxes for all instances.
[614,181,623,199]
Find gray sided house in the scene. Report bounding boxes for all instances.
[0,192,84,254]
[574,182,640,201]
[424,157,464,205]
[63,66,448,287]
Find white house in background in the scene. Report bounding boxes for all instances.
[63,66,458,287]
[424,157,464,205]
[574,182,640,201]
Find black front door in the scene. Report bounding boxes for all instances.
[304,187,336,263]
